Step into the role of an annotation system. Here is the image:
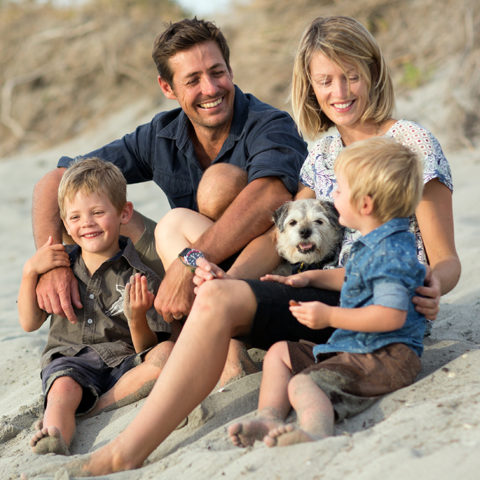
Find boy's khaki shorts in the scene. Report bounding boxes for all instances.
[287,341,421,422]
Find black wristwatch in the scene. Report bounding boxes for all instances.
[178,248,205,272]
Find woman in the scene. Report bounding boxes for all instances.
[68,16,460,475]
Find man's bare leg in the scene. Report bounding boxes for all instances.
[228,341,292,447]
[31,376,82,455]
[90,341,174,415]
[264,372,334,447]
[63,278,258,475]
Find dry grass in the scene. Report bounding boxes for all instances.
[0,0,479,156]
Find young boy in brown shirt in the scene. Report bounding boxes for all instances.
[18,158,173,455]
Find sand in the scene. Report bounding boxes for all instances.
[1,92,480,479]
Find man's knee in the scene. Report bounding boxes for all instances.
[197,164,248,220]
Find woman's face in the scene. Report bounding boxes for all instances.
[309,52,369,131]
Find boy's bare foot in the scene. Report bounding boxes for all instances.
[30,421,70,455]
[228,417,283,447]
[263,424,321,448]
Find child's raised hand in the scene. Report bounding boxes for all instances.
[288,299,331,329]
[124,273,154,325]
[25,236,70,276]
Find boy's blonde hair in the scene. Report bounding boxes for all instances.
[334,137,423,224]
[58,157,127,219]
[291,16,394,140]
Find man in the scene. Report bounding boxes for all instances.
[33,18,307,382]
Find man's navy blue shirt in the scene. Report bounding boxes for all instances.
[58,86,307,210]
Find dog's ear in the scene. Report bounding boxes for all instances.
[273,202,290,232]
[322,201,341,228]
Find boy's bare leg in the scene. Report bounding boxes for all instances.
[228,341,293,447]
[90,341,174,415]
[62,278,257,476]
[264,372,334,447]
[31,376,82,455]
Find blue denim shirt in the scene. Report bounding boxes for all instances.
[58,86,307,210]
[313,218,426,358]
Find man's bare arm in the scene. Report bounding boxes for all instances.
[32,167,82,323]
[196,176,291,263]
[32,168,66,247]
[155,177,292,321]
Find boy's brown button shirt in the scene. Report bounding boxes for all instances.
[41,237,169,369]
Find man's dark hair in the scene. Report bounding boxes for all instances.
[152,17,231,86]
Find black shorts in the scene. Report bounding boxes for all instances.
[243,279,339,351]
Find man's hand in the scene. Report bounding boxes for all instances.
[36,267,82,324]
[413,266,441,321]
[154,259,196,322]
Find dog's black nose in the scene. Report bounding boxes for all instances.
[300,228,311,239]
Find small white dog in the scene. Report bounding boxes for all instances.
[272,198,343,275]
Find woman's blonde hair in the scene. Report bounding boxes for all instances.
[334,137,423,224]
[58,157,127,219]
[292,16,394,140]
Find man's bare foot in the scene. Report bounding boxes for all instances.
[65,441,142,476]
[263,424,323,448]
[30,421,70,455]
[228,417,283,447]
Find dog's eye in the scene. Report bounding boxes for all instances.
[288,220,297,227]
[315,219,324,225]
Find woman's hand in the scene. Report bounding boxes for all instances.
[193,257,229,293]
[412,266,441,321]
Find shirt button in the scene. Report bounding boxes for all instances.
[87,318,93,324]
[89,293,94,299]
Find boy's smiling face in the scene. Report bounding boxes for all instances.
[62,189,132,261]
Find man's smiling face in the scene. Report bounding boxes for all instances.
[159,40,235,136]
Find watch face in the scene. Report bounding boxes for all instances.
[185,249,204,267]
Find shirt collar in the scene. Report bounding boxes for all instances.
[67,236,139,272]
[156,85,246,152]
[358,217,410,249]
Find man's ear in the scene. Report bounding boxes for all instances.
[120,202,134,225]
[157,76,177,100]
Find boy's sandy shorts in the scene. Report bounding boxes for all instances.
[287,341,421,422]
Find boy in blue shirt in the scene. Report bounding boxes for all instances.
[229,137,427,447]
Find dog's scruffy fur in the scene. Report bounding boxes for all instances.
[272,198,343,275]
